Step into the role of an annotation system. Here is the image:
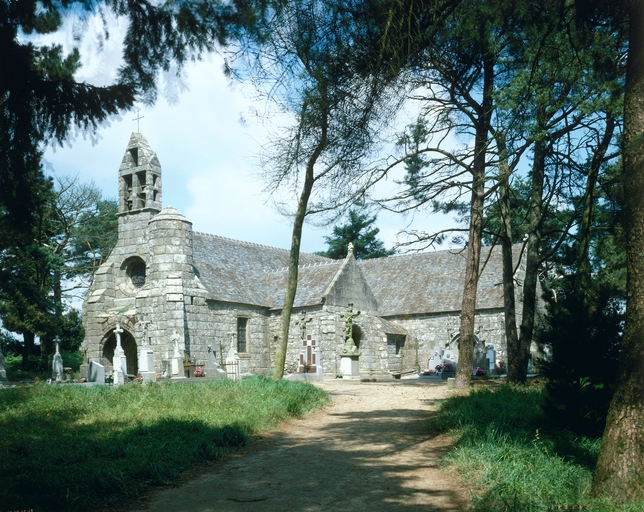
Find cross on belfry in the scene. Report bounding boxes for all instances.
[132,110,144,132]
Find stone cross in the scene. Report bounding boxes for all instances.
[347,242,354,255]
[140,319,151,347]
[341,303,360,342]
[295,310,313,341]
[114,323,124,351]
[113,323,127,385]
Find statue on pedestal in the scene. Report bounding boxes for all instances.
[340,303,361,356]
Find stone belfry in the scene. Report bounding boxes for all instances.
[118,133,162,232]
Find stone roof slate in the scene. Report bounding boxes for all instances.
[358,245,521,316]
[264,261,343,309]
[192,232,331,306]
[192,229,520,316]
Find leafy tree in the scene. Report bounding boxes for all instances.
[0,177,117,366]
[316,209,395,260]
[233,0,400,380]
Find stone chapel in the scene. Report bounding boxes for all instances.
[82,132,533,379]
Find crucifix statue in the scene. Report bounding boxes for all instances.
[295,310,313,341]
[340,303,361,356]
[140,318,151,346]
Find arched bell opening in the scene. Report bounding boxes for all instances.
[101,328,139,376]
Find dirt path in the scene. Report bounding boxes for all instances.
[134,380,471,512]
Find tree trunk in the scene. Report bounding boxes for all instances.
[273,135,326,380]
[578,115,615,292]
[22,331,35,369]
[496,134,520,383]
[592,1,644,501]
[455,55,493,389]
[516,107,547,385]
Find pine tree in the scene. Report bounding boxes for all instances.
[316,209,395,260]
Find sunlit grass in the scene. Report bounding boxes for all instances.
[0,376,329,511]
[430,384,644,511]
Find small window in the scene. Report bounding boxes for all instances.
[237,317,248,353]
[128,260,146,287]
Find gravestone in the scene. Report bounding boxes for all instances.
[287,335,323,381]
[428,346,444,372]
[52,342,64,382]
[472,354,489,376]
[112,324,127,385]
[204,345,226,379]
[170,330,185,379]
[138,320,156,383]
[79,343,88,380]
[225,332,240,380]
[88,360,105,383]
[486,345,496,373]
[0,350,7,383]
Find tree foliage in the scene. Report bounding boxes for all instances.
[316,209,395,260]
[232,0,401,379]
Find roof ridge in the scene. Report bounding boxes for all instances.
[193,231,293,252]
[193,231,335,259]
[263,260,340,274]
[358,246,478,262]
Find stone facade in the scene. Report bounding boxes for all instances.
[82,133,536,379]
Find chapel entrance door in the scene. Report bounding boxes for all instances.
[101,328,139,375]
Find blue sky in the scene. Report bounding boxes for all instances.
[38,10,456,254]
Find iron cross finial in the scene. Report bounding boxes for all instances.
[133,110,144,132]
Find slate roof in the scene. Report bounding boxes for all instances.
[358,245,521,316]
[192,229,520,315]
[192,232,331,306]
[264,261,343,309]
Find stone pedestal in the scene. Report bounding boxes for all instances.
[113,346,127,385]
[340,355,360,379]
[139,347,157,383]
[171,357,185,378]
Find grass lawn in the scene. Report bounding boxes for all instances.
[430,383,644,512]
[0,376,329,512]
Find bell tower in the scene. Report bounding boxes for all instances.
[118,132,162,216]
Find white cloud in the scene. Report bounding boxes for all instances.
[39,12,457,257]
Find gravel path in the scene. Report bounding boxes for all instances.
[134,380,470,512]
